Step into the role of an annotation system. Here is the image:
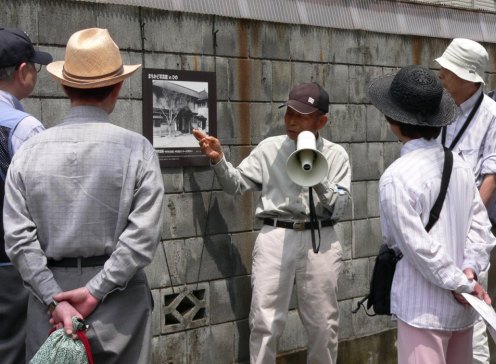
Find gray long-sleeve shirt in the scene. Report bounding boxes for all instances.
[4,106,164,304]
[212,134,351,221]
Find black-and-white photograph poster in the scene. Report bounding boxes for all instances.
[142,69,217,167]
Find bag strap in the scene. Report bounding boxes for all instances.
[76,330,94,364]
[441,92,484,150]
[309,187,321,254]
[395,147,453,257]
[425,147,453,232]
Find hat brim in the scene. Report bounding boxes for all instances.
[30,50,53,65]
[46,61,141,89]
[279,100,320,115]
[367,74,457,127]
[435,56,485,84]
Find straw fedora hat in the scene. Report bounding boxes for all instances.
[367,65,457,127]
[47,28,141,89]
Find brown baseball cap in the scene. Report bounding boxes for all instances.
[280,82,329,114]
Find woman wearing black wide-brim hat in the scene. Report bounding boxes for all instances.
[368,64,495,364]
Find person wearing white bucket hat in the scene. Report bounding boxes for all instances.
[3,28,164,363]
[436,38,488,85]
[435,38,496,364]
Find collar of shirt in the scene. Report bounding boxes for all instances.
[458,86,483,117]
[0,89,24,112]
[401,138,439,157]
[62,105,111,125]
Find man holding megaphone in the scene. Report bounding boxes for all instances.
[193,82,351,364]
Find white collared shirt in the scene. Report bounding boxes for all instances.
[438,87,496,220]
[380,138,495,330]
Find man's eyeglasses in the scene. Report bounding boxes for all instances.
[15,62,42,73]
[31,63,42,73]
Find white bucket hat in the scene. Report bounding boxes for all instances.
[435,38,488,84]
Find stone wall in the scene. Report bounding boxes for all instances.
[3,0,496,363]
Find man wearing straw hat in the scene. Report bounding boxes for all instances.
[368,64,495,363]
[3,28,164,362]
[434,38,496,364]
[0,27,52,364]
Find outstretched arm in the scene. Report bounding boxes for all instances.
[193,129,224,164]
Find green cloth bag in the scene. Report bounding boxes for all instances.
[30,316,93,364]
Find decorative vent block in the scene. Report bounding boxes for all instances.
[161,283,209,333]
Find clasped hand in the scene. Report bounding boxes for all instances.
[451,268,491,308]
[49,287,100,338]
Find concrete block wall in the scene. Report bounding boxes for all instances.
[3,1,496,363]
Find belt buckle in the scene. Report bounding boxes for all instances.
[292,222,305,230]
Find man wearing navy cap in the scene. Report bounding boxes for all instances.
[194,82,351,363]
[0,27,52,364]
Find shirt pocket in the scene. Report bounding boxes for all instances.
[458,148,479,173]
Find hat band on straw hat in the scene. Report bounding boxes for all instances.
[62,64,124,84]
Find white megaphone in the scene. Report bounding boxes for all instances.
[286,131,329,187]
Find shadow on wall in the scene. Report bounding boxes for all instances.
[190,172,251,363]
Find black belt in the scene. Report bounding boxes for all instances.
[263,218,335,231]
[47,255,110,268]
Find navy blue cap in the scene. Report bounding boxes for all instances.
[0,27,52,67]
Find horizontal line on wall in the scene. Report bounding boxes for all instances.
[68,0,496,43]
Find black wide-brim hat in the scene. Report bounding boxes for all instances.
[367,65,457,127]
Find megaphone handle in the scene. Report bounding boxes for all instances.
[309,187,321,254]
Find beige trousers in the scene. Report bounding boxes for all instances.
[472,270,490,364]
[249,224,342,364]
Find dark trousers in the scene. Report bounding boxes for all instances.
[0,265,29,364]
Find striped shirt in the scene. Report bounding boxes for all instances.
[380,138,495,330]
[438,87,496,220]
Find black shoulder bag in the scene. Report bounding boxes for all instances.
[353,147,453,316]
